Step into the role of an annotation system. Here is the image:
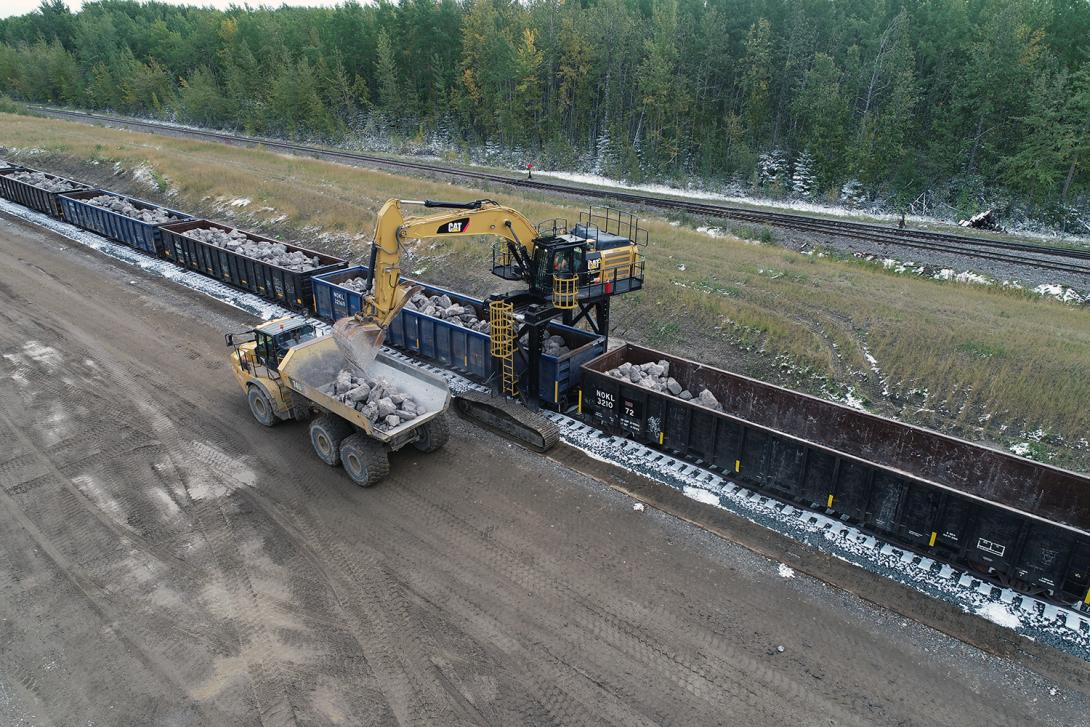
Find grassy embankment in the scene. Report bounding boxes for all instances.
[3,112,1089,469]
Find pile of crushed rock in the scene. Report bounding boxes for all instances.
[186,225,322,271]
[6,170,86,192]
[86,194,182,225]
[606,360,723,411]
[327,368,425,430]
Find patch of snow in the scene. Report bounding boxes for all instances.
[229,198,251,208]
[696,225,726,238]
[1009,443,1032,457]
[0,198,287,321]
[842,387,866,410]
[977,602,1022,630]
[683,485,721,506]
[778,563,795,579]
[933,268,991,285]
[632,502,645,512]
[1033,283,1086,304]
[21,341,62,369]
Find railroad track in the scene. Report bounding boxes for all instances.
[28,105,1090,278]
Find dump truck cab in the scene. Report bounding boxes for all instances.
[226,316,317,424]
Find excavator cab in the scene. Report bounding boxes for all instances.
[495,206,645,308]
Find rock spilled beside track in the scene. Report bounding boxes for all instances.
[329,368,423,430]
[86,193,182,225]
[185,225,322,271]
[6,170,86,192]
[606,359,723,410]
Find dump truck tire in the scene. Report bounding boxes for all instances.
[339,434,389,487]
[309,414,353,466]
[247,385,278,427]
[413,413,450,453]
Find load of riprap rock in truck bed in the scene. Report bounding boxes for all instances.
[185,225,323,272]
[606,360,723,411]
[85,194,183,225]
[6,170,87,192]
[326,368,425,430]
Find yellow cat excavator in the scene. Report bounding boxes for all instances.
[333,197,645,450]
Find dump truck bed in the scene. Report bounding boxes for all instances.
[278,335,450,445]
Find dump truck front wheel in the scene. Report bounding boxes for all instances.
[309,414,353,465]
[340,434,389,487]
[413,414,450,453]
[247,385,278,427]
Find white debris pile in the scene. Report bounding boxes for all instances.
[328,368,424,430]
[86,194,182,225]
[606,359,723,411]
[6,170,86,192]
[186,225,322,271]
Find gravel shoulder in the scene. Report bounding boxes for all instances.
[1,213,1089,726]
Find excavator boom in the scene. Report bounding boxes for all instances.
[329,198,564,451]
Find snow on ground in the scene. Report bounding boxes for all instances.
[977,602,1023,629]
[1033,283,1086,304]
[778,563,795,579]
[0,198,287,322]
[547,414,1090,663]
[536,170,1090,244]
[7,193,1090,663]
[877,254,1088,303]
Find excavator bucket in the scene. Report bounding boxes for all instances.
[332,316,386,372]
[331,283,423,373]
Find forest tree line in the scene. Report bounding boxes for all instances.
[0,0,1088,218]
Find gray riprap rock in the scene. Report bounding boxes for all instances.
[346,384,370,403]
[8,170,87,193]
[376,397,397,417]
[646,363,664,378]
[628,368,643,383]
[384,414,401,428]
[667,377,682,395]
[698,388,722,410]
[679,390,694,400]
[86,194,181,225]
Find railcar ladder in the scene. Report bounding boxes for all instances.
[489,300,518,396]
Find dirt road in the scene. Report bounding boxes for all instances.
[0,214,1086,726]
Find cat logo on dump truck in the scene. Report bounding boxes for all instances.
[436,218,470,234]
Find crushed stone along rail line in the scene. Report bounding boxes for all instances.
[4,195,1090,666]
[27,105,1090,278]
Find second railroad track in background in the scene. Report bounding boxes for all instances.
[28,105,1090,278]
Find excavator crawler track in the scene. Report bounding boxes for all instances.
[454,390,560,453]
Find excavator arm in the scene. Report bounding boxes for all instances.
[332,198,542,371]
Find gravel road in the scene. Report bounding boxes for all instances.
[1,213,1088,726]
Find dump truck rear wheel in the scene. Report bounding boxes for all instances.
[309,414,353,466]
[339,434,389,487]
[247,385,278,427]
[413,413,450,453]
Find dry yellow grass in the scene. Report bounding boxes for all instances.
[3,112,1089,468]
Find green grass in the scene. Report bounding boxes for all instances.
[3,111,1089,469]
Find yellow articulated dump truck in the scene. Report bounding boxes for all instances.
[226,316,451,486]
